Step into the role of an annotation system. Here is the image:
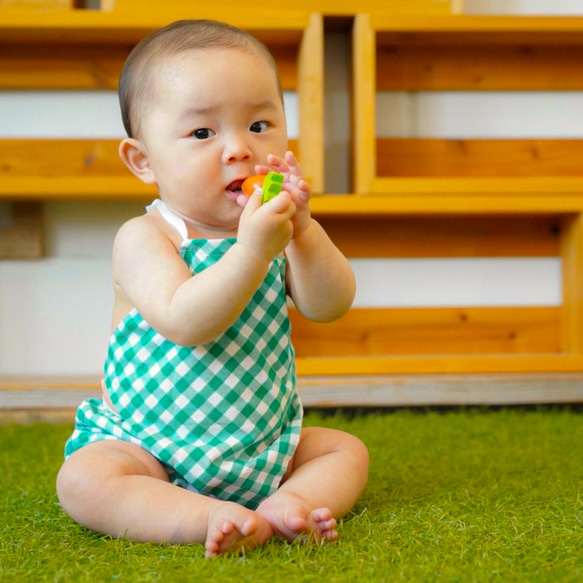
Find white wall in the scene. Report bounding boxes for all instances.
[0,1,580,374]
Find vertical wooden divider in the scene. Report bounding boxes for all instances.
[353,14,376,195]
[298,13,324,193]
[561,212,583,355]
[0,202,43,259]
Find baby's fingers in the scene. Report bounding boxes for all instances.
[263,190,296,217]
[284,151,303,179]
[296,179,311,203]
[255,155,288,177]
[254,164,276,176]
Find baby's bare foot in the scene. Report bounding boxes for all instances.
[205,501,274,558]
[256,492,338,543]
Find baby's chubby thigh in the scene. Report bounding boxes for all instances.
[56,440,171,533]
[283,426,369,480]
[56,439,273,552]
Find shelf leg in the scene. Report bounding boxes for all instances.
[560,212,583,355]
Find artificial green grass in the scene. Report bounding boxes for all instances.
[1,408,583,582]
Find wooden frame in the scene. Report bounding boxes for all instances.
[332,13,583,376]
[0,202,43,259]
[4,3,583,388]
[0,4,324,196]
[354,13,583,196]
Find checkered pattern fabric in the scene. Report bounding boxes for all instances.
[65,237,303,510]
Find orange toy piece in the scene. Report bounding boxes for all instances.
[241,172,284,204]
[241,174,266,197]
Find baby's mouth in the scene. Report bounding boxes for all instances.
[226,179,244,193]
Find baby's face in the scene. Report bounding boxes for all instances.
[138,47,288,231]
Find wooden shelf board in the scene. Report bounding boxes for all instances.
[372,15,583,45]
[2,374,583,413]
[3,184,583,215]
[370,177,583,195]
[310,194,583,217]
[297,373,583,407]
[0,176,155,200]
[295,354,583,375]
[0,8,308,45]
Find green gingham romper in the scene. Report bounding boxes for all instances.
[64,199,303,510]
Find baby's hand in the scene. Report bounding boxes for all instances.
[254,151,312,238]
[237,188,296,264]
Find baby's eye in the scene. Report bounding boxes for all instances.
[192,128,216,140]
[250,121,269,133]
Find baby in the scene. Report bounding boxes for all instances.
[57,19,368,558]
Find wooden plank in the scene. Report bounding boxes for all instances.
[0,8,308,45]
[296,354,583,375]
[0,139,298,202]
[2,0,73,9]
[353,14,376,194]
[0,375,101,390]
[0,43,297,91]
[0,409,78,424]
[4,373,583,412]
[0,202,43,258]
[0,176,155,200]
[0,139,299,177]
[376,45,583,91]
[297,373,583,407]
[372,16,583,46]
[0,0,454,33]
[290,307,560,357]
[316,215,560,258]
[369,176,583,197]
[377,138,583,178]
[0,43,127,90]
[0,139,128,176]
[0,388,100,409]
[560,213,583,354]
[114,0,455,18]
[307,193,583,217]
[297,13,324,193]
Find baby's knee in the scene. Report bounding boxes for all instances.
[342,432,369,474]
[56,458,94,519]
[316,427,369,471]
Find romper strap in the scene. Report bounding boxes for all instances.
[146,199,188,241]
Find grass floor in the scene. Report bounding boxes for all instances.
[1,408,583,582]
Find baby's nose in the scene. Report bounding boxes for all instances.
[223,139,252,163]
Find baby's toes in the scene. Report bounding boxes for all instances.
[311,508,333,526]
[205,538,221,558]
[319,518,337,531]
[220,520,235,535]
[323,528,339,542]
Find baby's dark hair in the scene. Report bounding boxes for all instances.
[118,19,281,139]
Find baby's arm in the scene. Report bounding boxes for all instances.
[256,152,356,322]
[112,190,296,346]
[285,219,356,322]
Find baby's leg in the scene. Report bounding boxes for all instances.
[256,427,369,543]
[56,440,273,557]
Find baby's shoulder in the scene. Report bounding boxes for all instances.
[113,210,184,262]
[113,214,155,248]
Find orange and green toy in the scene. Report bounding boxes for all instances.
[242,172,284,204]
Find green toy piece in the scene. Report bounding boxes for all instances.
[262,172,284,204]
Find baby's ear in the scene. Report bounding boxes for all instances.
[118,138,156,184]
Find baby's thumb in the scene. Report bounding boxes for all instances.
[263,189,292,214]
[240,188,263,218]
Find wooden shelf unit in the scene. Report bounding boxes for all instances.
[354,13,583,195]
[4,4,583,383]
[304,13,583,376]
[0,5,324,194]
